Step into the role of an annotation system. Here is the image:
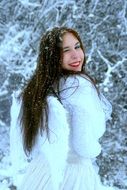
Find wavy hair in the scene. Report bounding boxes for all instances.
[19,27,96,154]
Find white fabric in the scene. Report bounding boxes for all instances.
[10,92,31,187]
[10,75,115,190]
[34,96,70,190]
[59,75,107,158]
[10,94,70,190]
[19,152,115,190]
[99,93,112,121]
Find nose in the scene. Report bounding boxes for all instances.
[71,49,79,59]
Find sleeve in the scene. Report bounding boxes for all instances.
[99,93,112,121]
[60,76,106,159]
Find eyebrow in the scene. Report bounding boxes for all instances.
[63,42,80,50]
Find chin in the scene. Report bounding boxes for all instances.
[72,67,82,72]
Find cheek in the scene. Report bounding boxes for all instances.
[61,55,67,68]
[81,51,85,61]
[62,54,69,65]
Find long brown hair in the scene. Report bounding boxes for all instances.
[19,27,97,154]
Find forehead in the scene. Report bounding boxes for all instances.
[62,32,79,46]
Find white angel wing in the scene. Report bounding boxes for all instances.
[10,93,70,190]
[37,96,70,190]
[10,92,31,187]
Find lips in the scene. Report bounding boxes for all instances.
[69,62,80,67]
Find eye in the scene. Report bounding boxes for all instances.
[75,44,81,49]
[63,48,70,52]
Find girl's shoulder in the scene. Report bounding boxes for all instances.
[59,74,93,90]
[59,74,95,103]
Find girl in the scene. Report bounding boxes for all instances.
[10,27,115,190]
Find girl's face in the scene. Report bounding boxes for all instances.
[62,32,84,72]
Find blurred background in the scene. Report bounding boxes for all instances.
[0,0,127,189]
